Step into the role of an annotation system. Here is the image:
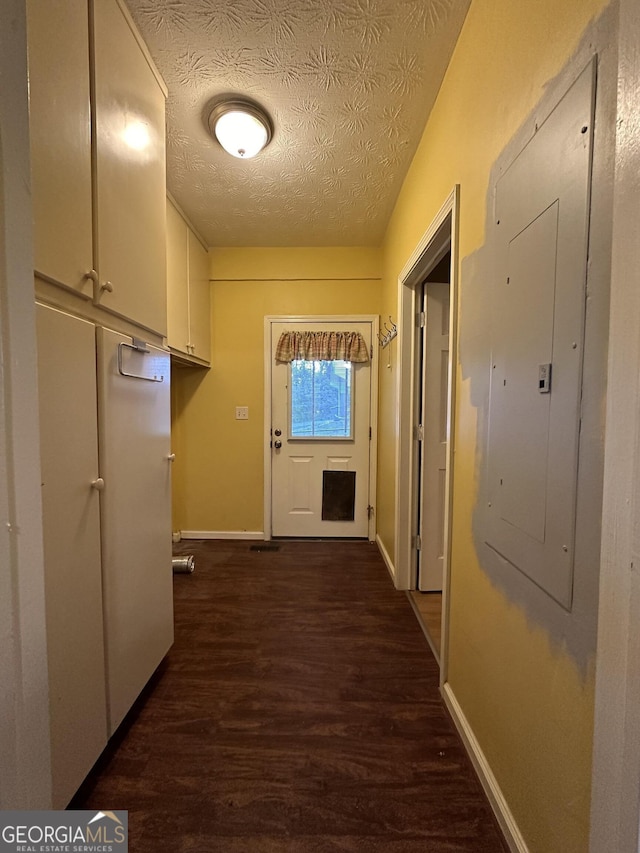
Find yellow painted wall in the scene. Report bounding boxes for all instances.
[171,1,612,848]
[377,1,610,851]
[171,247,381,533]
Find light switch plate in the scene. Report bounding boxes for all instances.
[235,406,249,420]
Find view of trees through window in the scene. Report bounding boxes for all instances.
[290,359,352,438]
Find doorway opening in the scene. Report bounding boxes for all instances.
[395,187,459,678]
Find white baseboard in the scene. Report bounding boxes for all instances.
[406,590,440,663]
[376,534,397,585]
[442,682,529,853]
[179,530,264,541]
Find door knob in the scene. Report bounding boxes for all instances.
[91,478,105,491]
[167,453,176,462]
[274,440,282,449]
[274,428,282,436]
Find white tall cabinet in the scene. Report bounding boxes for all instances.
[98,329,173,734]
[36,305,107,810]
[29,0,173,808]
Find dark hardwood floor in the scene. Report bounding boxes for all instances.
[72,539,508,852]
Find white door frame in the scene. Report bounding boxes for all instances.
[395,186,459,683]
[264,315,379,542]
[590,0,640,847]
[0,0,52,808]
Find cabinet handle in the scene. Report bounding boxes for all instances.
[84,269,98,283]
[117,341,164,383]
[91,478,105,491]
[101,280,113,293]
[167,453,176,462]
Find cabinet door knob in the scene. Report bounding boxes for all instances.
[101,280,113,293]
[84,269,98,283]
[91,477,105,491]
[167,453,176,462]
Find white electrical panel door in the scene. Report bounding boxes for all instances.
[36,304,107,808]
[97,327,174,734]
[486,60,595,608]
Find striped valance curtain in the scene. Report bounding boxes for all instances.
[275,331,369,363]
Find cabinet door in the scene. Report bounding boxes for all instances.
[27,0,93,295]
[36,304,107,808]
[97,327,174,734]
[188,230,211,363]
[166,198,190,356]
[92,0,167,335]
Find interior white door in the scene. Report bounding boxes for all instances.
[271,320,372,538]
[418,283,450,591]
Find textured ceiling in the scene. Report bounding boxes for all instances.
[127,0,471,248]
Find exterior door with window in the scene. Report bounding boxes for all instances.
[270,320,373,538]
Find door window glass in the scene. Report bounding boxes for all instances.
[290,359,353,439]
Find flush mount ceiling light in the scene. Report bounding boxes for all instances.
[207,98,273,159]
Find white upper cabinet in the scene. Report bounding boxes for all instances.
[166,197,211,365]
[92,0,167,335]
[27,0,93,296]
[187,229,211,362]
[166,198,190,355]
[27,0,167,336]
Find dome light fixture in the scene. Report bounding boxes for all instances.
[207,98,273,159]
